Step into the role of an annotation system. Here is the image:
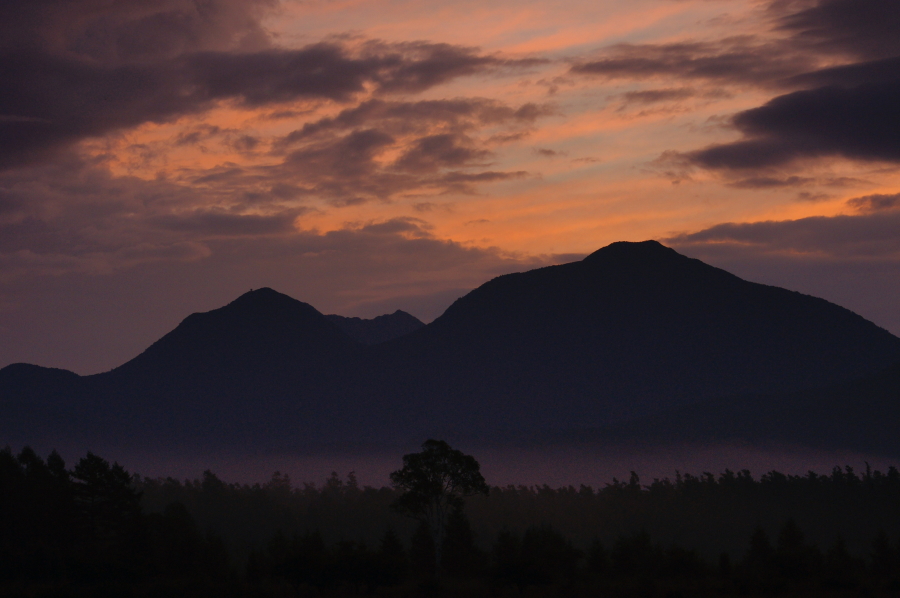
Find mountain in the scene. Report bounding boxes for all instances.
[326,311,424,345]
[108,288,359,384]
[91,288,365,447]
[3,241,900,454]
[343,240,900,437]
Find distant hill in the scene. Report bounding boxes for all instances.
[2,241,900,454]
[326,311,424,345]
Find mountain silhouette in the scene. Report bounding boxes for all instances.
[343,240,900,437]
[3,241,900,454]
[109,288,358,382]
[326,311,424,345]
[89,288,364,447]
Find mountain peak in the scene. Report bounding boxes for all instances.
[204,287,328,324]
[109,287,357,381]
[227,287,297,308]
[582,240,680,264]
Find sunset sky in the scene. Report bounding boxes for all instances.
[2,0,899,374]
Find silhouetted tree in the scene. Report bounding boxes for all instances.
[390,439,488,574]
[775,518,820,579]
[492,528,524,587]
[743,526,775,572]
[147,501,203,577]
[70,452,143,580]
[0,447,74,582]
[870,529,897,579]
[442,505,484,577]
[586,538,609,576]
[520,524,582,584]
[410,520,436,577]
[611,530,661,577]
[823,536,862,589]
[377,528,407,586]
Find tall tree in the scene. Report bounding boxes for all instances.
[389,440,488,574]
[71,452,143,576]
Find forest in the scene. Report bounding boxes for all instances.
[4,444,900,597]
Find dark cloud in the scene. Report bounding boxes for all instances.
[787,56,900,89]
[0,0,275,166]
[441,171,526,183]
[621,88,697,105]
[184,41,520,107]
[777,0,900,60]
[666,211,900,258]
[846,193,900,212]
[328,197,368,208]
[358,217,433,237]
[727,176,814,188]
[0,0,276,60]
[277,98,550,147]
[150,209,304,236]
[571,1,900,88]
[150,108,536,208]
[193,166,248,185]
[686,80,900,170]
[175,125,224,146]
[568,2,900,176]
[611,1,900,175]
[277,129,404,203]
[569,38,813,86]
[231,135,260,152]
[264,98,545,202]
[796,191,830,202]
[0,0,537,172]
[393,134,490,173]
[0,156,317,279]
[439,170,528,195]
[362,41,544,94]
[0,144,535,290]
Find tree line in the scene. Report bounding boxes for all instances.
[4,444,900,596]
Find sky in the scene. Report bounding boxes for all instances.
[2,0,899,375]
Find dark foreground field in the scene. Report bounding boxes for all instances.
[5,446,900,597]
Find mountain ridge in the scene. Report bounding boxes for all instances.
[326,311,425,345]
[3,240,899,455]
